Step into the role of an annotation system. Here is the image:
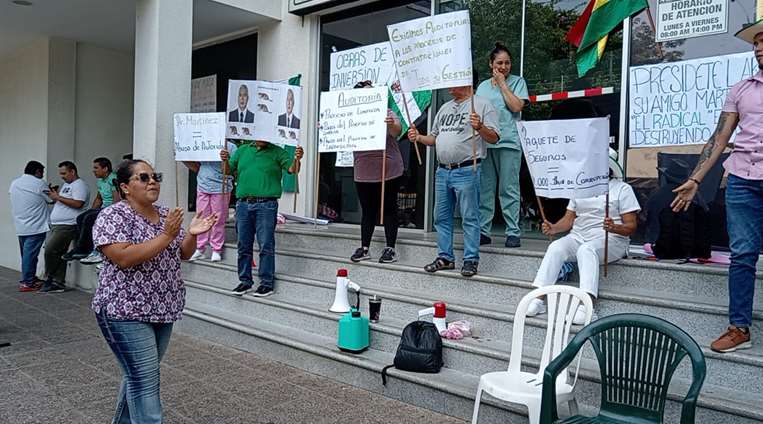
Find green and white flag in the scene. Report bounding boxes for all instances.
[388,89,432,138]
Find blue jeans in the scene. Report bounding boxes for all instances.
[18,233,46,284]
[236,200,277,288]
[96,311,173,424]
[725,174,763,327]
[434,165,481,263]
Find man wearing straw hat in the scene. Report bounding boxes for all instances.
[672,20,763,353]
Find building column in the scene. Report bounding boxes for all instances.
[132,0,192,207]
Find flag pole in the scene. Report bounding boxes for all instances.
[221,142,228,197]
[175,162,181,208]
[400,91,423,166]
[470,87,477,173]
[314,152,321,229]
[293,143,299,214]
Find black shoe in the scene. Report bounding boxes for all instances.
[350,247,370,262]
[461,261,478,277]
[231,282,253,296]
[39,280,66,293]
[252,285,273,297]
[62,251,88,261]
[479,234,492,246]
[505,236,521,248]
[379,247,398,264]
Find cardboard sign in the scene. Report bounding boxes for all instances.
[518,117,610,199]
[191,75,217,113]
[386,10,472,91]
[318,86,388,153]
[656,0,728,42]
[226,80,302,146]
[173,113,226,161]
[629,51,755,148]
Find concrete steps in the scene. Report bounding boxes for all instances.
[174,225,763,423]
[179,279,763,423]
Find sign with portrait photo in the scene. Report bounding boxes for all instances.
[226,80,302,146]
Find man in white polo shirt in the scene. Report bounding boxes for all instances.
[9,161,52,292]
[42,161,90,293]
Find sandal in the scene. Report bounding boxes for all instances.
[424,257,454,273]
[461,261,478,277]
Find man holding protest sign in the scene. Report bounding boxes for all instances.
[221,142,303,297]
[408,85,500,277]
[527,150,640,324]
[671,20,763,353]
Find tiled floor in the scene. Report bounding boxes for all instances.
[0,266,466,424]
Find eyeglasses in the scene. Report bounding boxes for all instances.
[131,172,163,183]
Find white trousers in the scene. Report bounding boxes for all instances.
[532,235,628,298]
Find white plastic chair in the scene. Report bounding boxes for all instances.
[471,285,593,424]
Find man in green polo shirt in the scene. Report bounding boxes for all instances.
[221,141,303,297]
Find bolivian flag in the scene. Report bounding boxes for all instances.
[567,0,647,77]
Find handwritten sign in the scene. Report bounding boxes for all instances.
[173,113,226,161]
[656,0,727,42]
[226,80,302,146]
[386,10,472,91]
[518,117,610,199]
[191,75,216,113]
[629,52,755,148]
[318,86,388,153]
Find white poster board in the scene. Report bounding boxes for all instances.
[318,86,388,153]
[173,113,226,161]
[629,51,755,148]
[226,80,302,146]
[518,117,610,199]
[386,10,472,91]
[330,41,429,167]
[656,0,727,42]
[191,75,217,113]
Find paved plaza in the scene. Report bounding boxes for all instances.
[0,266,466,424]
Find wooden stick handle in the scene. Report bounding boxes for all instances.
[470,89,477,173]
[604,191,610,278]
[536,196,553,242]
[380,150,387,225]
[400,91,423,166]
[293,151,299,214]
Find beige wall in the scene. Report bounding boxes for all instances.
[0,39,134,276]
[75,43,135,191]
[0,39,50,271]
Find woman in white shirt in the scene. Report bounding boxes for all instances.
[527,150,640,324]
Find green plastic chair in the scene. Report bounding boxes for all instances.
[540,313,706,424]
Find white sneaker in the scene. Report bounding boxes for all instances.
[189,249,205,262]
[80,252,102,264]
[210,251,222,262]
[571,305,597,326]
[526,299,547,317]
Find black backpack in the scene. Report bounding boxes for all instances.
[652,204,711,260]
[381,321,443,385]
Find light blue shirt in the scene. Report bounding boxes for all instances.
[197,141,237,194]
[476,75,529,150]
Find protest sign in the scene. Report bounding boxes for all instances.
[191,75,216,113]
[386,10,472,92]
[173,112,226,161]
[518,117,610,199]
[226,80,302,146]
[318,86,388,153]
[629,51,754,148]
[656,0,727,42]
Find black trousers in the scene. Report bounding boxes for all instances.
[72,208,101,253]
[355,177,401,248]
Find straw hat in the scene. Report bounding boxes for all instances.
[735,18,763,44]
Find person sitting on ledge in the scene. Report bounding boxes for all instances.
[526,149,640,324]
